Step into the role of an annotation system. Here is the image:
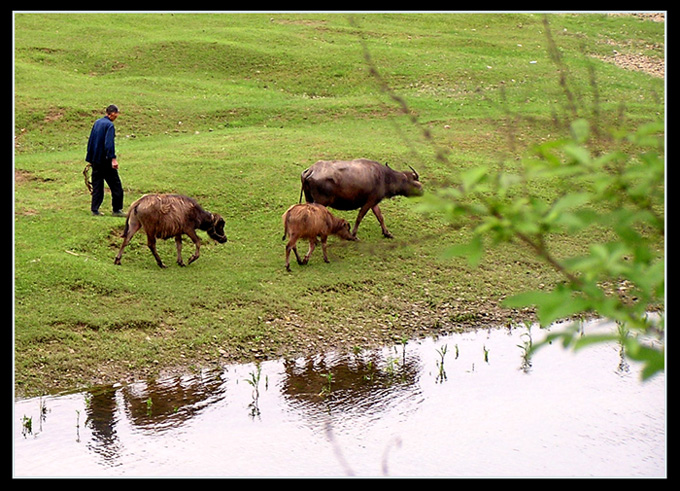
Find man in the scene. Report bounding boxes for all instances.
[86,104,125,216]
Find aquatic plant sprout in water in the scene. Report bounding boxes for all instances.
[14,319,665,478]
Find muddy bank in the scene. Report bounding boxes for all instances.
[58,297,535,401]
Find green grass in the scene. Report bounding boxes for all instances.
[14,12,664,397]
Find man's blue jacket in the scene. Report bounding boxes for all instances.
[86,116,116,167]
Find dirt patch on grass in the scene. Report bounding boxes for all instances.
[609,13,665,23]
[593,50,664,79]
[595,13,665,78]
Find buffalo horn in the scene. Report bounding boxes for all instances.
[408,165,419,181]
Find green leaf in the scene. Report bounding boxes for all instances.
[624,337,665,380]
[442,235,484,267]
[503,285,590,327]
[461,166,489,192]
[496,172,522,197]
[545,192,591,226]
[571,332,619,350]
[628,120,664,146]
[569,118,590,144]
[563,143,591,165]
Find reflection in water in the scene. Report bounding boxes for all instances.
[278,349,422,477]
[84,386,122,468]
[281,348,421,418]
[14,322,666,478]
[81,371,228,469]
[121,371,227,431]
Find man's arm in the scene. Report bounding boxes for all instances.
[105,123,116,162]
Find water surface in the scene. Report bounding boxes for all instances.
[14,320,666,478]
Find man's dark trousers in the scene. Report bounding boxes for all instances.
[91,165,124,213]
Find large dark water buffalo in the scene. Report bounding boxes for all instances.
[299,159,423,238]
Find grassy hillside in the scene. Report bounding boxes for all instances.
[14,12,664,397]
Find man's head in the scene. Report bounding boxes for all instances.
[106,104,120,121]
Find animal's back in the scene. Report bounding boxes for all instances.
[283,203,329,239]
[304,159,381,209]
[131,194,196,215]
[128,194,198,239]
[310,159,380,181]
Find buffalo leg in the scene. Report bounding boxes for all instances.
[320,236,330,263]
[285,237,302,271]
[285,243,292,271]
[146,234,166,268]
[352,203,373,238]
[175,235,185,266]
[302,239,317,265]
[371,205,393,238]
[114,220,141,265]
[186,229,202,264]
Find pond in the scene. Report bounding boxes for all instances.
[14,319,665,478]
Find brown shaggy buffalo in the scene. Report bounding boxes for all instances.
[282,203,356,271]
[114,193,227,268]
[300,158,423,238]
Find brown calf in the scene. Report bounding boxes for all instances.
[282,203,355,271]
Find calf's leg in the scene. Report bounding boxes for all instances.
[285,237,301,271]
[302,238,317,265]
[320,235,330,263]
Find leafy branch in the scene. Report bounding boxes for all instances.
[427,118,664,379]
[354,14,664,379]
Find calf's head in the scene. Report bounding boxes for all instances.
[333,218,356,241]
